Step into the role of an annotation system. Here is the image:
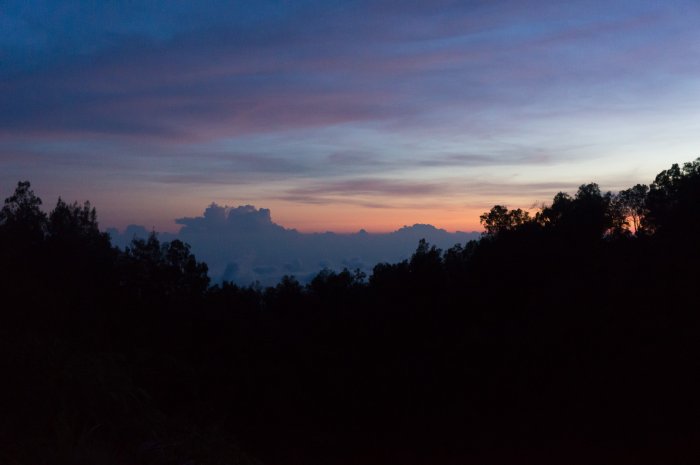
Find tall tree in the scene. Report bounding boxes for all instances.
[479,205,531,236]
[645,159,700,235]
[0,181,47,242]
[616,184,649,234]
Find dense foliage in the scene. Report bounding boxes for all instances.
[2,160,700,464]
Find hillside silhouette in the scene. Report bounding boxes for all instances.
[2,160,700,464]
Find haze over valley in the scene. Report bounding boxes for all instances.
[108,203,479,285]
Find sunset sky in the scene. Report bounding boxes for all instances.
[2,0,699,232]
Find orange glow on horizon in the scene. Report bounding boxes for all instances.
[103,202,489,235]
[255,202,487,234]
[89,184,535,235]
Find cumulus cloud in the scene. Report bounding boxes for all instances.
[108,203,480,286]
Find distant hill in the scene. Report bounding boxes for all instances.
[107,203,480,285]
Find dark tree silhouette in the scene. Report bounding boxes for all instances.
[3,159,700,465]
[0,180,46,241]
[479,204,531,236]
[616,184,649,234]
[645,159,700,235]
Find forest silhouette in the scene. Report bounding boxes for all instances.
[2,160,700,464]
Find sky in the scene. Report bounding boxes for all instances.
[2,0,700,233]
